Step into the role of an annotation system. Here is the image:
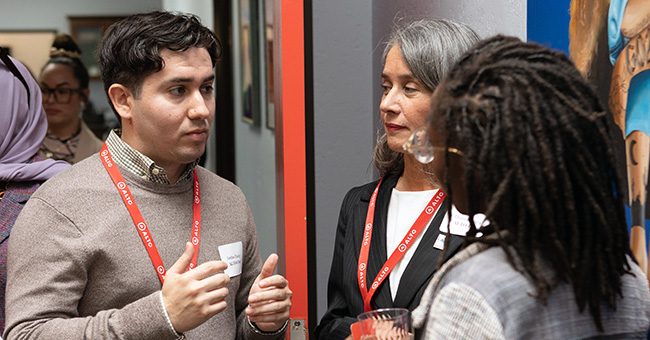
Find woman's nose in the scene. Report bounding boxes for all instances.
[380,88,400,115]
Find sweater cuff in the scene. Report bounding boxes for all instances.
[247,316,289,336]
[159,291,186,340]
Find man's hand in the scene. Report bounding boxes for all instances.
[246,254,292,332]
[162,242,231,333]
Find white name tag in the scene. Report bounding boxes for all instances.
[439,209,488,236]
[433,234,446,250]
[218,241,243,277]
[439,211,470,236]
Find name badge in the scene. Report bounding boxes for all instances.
[433,234,446,250]
[218,241,243,277]
[439,209,488,236]
[439,212,470,236]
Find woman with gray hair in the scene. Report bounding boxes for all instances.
[315,19,479,339]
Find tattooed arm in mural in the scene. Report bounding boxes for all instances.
[609,0,650,277]
[570,0,650,277]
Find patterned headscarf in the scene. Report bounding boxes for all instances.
[0,55,69,181]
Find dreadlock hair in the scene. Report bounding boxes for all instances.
[434,35,631,332]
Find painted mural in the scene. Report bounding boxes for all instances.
[568,0,650,279]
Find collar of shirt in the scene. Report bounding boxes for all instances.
[40,127,82,163]
[105,129,197,185]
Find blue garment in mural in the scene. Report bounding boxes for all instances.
[608,0,650,137]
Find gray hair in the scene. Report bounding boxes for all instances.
[373,19,479,177]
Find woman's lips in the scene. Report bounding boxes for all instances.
[385,123,406,133]
[44,108,62,115]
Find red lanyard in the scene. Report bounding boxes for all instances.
[99,144,201,284]
[357,178,446,311]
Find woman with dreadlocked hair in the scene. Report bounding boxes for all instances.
[409,36,650,339]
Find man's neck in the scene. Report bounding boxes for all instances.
[120,130,186,184]
[157,161,186,184]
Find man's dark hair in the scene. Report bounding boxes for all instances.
[435,35,631,331]
[98,11,221,121]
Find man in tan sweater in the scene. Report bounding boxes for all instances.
[4,11,291,340]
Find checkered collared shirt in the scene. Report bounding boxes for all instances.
[104,130,196,184]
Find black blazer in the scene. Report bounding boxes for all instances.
[315,175,464,339]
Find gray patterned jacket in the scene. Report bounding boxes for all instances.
[412,242,650,339]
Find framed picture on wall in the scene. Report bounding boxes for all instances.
[263,0,275,130]
[69,16,124,79]
[239,0,261,126]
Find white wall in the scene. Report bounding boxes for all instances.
[0,0,162,33]
[163,0,213,29]
[373,0,526,43]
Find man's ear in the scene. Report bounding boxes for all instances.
[107,84,135,121]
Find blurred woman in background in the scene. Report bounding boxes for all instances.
[39,34,102,164]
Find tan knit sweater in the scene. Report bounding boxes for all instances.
[4,155,283,340]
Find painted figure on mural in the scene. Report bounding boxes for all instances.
[570,0,650,278]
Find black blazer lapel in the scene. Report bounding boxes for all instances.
[393,199,465,309]
[350,178,385,309]
[351,184,372,282]
[365,175,399,309]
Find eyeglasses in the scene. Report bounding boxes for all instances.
[40,86,82,104]
[402,126,464,164]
